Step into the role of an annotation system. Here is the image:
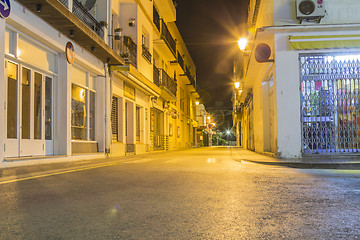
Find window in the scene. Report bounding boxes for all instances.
[7,62,18,139]
[22,68,31,139]
[180,88,184,111]
[5,29,14,55]
[34,72,42,140]
[136,106,141,142]
[71,84,96,140]
[45,76,52,140]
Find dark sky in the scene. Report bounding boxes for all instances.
[176,0,249,129]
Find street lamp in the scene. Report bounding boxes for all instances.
[225,130,231,146]
[234,81,240,89]
[237,38,248,52]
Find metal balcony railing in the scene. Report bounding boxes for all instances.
[161,20,176,56]
[153,65,161,87]
[142,45,152,63]
[177,51,184,70]
[185,66,196,88]
[112,36,137,67]
[59,0,68,7]
[161,69,177,97]
[153,5,161,32]
[72,0,104,38]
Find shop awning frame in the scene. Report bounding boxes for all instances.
[289,35,360,50]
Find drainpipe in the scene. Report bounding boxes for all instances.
[104,63,112,155]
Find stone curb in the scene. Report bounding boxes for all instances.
[237,159,360,170]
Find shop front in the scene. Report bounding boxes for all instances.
[4,28,57,158]
[300,53,360,154]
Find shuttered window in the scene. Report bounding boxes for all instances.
[111,97,118,141]
[136,106,141,142]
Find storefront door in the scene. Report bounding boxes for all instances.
[5,61,53,158]
[301,53,360,154]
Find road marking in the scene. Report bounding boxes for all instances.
[123,158,153,164]
[0,162,120,185]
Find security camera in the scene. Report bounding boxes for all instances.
[129,18,136,27]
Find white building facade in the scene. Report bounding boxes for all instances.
[0,0,198,165]
[238,0,360,158]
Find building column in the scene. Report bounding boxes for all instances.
[57,53,72,156]
[0,18,5,161]
[104,64,111,154]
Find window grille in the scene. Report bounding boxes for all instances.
[111,97,118,141]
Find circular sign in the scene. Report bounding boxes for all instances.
[0,0,11,19]
[66,42,75,64]
[255,43,271,63]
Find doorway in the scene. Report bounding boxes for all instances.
[5,61,53,157]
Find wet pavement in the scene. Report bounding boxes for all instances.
[0,147,359,239]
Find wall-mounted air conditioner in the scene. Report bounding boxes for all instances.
[296,0,325,23]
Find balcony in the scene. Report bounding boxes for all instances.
[153,65,161,87]
[112,36,137,68]
[177,51,185,70]
[72,0,104,37]
[161,20,176,57]
[142,45,152,63]
[170,50,185,73]
[153,5,161,32]
[161,69,177,98]
[153,0,176,22]
[185,66,196,89]
[17,0,124,65]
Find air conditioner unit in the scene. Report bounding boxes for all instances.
[296,0,325,21]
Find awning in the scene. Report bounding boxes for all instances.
[289,35,360,50]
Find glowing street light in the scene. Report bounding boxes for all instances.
[234,81,240,89]
[237,38,248,52]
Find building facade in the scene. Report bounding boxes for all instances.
[0,0,199,164]
[236,0,360,158]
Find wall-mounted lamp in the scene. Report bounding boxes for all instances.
[163,101,170,109]
[70,30,75,38]
[150,96,157,103]
[195,101,200,106]
[129,18,136,27]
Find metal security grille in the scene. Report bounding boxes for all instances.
[300,53,360,154]
[150,108,165,150]
[111,97,118,141]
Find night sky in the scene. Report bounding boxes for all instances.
[176,0,249,129]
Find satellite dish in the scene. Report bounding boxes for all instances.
[84,0,96,11]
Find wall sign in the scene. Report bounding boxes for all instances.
[66,42,75,64]
[0,0,11,19]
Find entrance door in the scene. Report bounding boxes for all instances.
[5,61,53,158]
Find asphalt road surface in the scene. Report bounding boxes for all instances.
[0,147,359,239]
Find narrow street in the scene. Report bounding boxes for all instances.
[0,147,359,239]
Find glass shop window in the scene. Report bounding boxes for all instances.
[71,84,96,141]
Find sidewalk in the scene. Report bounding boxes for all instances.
[230,147,360,169]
